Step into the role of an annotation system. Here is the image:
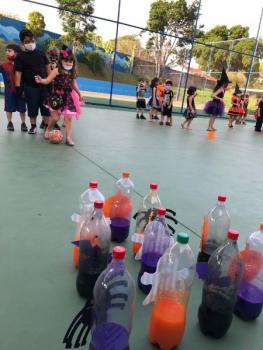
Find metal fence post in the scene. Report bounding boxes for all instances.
[244,6,263,95]
[109,0,122,105]
[180,0,202,113]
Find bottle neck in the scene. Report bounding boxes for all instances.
[110,258,125,268]
[94,207,103,218]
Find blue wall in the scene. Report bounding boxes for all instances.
[0,16,131,73]
[0,17,59,45]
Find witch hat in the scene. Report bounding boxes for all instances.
[219,67,231,85]
[234,83,242,94]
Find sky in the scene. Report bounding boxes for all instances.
[1,0,263,41]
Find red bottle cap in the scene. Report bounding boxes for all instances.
[112,246,126,260]
[122,172,130,178]
[94,200,103,209]
[150,183,158,190]
[218,195,226,202]
[89,181,98,188]
[228,229,239,240]
[157,208,166,216]
[260,223,263,231]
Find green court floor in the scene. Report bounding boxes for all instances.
[0,97,262,350]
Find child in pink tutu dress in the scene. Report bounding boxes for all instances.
[35,45,84,146]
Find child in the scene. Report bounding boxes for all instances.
[148,77,161,121]
[136,78,147,119]
[40,47,60,130]
[255,96,263,132]
[204,67,230,131]
[160,80,174,126]
[0,44,27,132]
[14,29,51,134]
[227,84,243,128]
[157,78,166,120]
[182,86,197,129]
[241,93,249,125]
[35,45,83,146]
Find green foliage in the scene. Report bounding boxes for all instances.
[86,33,103,48]
[42,36,67,53]
[56,0,96,53]
[193,24,263,80]
[104,35,142,56]
[79,51,104,73]
[26,11,46,38]
[145,0,200,76]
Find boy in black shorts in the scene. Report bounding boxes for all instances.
[0,44,27,132]
[160,80,174,126]
[14,29,51,134]
[136,78,147,119]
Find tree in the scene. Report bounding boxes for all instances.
[26,11,46,38]
[56,0,96,53]
[105,35,142,56]
[192,25,259,75]
[145,0,200,77]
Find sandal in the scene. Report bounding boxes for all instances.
[66,139,75,147]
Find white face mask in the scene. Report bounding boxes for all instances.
[24,43,36,51]
[165,85,172,91]
[62,64,73,71]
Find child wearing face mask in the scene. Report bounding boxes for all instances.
[14,29,51,134]
[160,80,174,126]
[35,45,84,146]
[0,44,27,132]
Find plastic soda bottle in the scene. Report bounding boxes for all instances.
[142,233,195,350]
[138,208,172,294]
[104,172,134,242]
[197,195,230,279]
[76,200,111,300]
[235,223,263,320]
[198,230,243,338]
[89,246,136,350]
[72,181,105,268]
[132,183,162,255]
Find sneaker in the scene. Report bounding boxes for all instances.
[7,121,14,131]
[28,125,37,134]
[21,122,28,132]
[136,114,140,119]
[40,120,46,129]
[54,123,61,130]
[140,115,146,120]
[159,121,164,125]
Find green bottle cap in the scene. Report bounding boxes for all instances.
[177,232,189,244]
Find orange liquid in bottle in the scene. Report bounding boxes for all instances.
[73,232,80,268]
[149,298,186,350]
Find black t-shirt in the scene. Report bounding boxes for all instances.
[163,90,174,107]
[14,49,49,87]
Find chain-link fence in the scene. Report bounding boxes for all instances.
[1,0,262,118]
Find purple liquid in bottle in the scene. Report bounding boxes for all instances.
[110,217,130,242]
[138,252,162,294]
[90,322,129,350]
[235,282,263,320]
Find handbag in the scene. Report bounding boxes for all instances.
[48,82,63,110]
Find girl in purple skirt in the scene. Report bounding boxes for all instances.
[204,68,231,131]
